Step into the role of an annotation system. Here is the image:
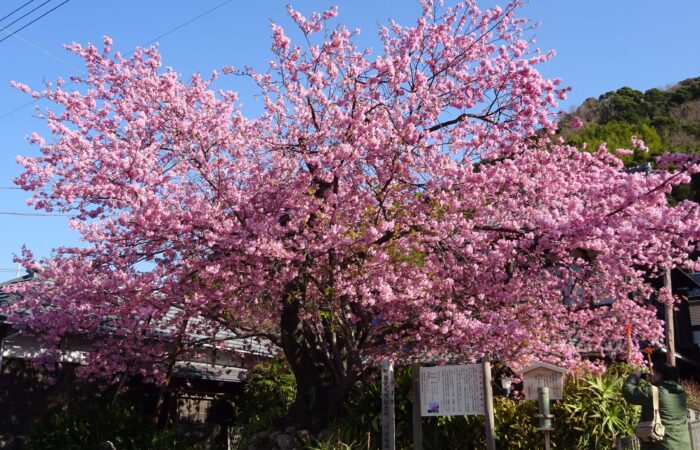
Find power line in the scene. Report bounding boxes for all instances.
[0,98,38,120]
[0,0,69,44]
[0,0,36,24]
[12,33,82,71]
[0,187,22,190]
[140,0,233,48]
[0,0,51,34]
[0,0,233,121]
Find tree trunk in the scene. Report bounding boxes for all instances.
[280,294,357,431]
[154,319,188,426]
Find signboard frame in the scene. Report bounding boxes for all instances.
[520,362,567,401]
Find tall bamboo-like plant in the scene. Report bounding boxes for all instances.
[553,366,640,449]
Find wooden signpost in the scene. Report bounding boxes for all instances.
[665,268,676,367]
[411,362,422,450]
[381,359,396,450]
[521,362,567,450]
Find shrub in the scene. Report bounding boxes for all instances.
[25,400,199,450]
[325,364,639,449]
[552,365,640,449]
[237,362,641,449]
[681,378,700,411]
[236,355,296,442]
[336,367,540,450]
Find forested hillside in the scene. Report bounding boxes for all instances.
[560,77,700,202]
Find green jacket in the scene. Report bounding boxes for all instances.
[622,373,691,450]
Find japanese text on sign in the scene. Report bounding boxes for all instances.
[419,364,484,416]
[522,366,565,400]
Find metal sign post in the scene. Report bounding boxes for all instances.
[536,387,554,450]
[381,359,396,450]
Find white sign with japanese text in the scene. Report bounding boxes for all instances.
[419,364,484,416]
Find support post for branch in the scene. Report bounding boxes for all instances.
[411,362,423,450]
[665,269,676,367]
[482,360,496,450]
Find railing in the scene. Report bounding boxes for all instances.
[690,420,700,450]
[227,427,243,450]
[617,417,700,450]
[615,436,640,450]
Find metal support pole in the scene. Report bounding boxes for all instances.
[536,387,554,450]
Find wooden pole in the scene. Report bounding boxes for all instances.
[482,360,496,450]
[381,359,396,450]
[665,269,676,367]
[411,362,423,450]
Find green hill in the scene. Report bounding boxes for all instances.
[559,77,700,202]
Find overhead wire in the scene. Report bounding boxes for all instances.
[8,28,81,72]
[139,0,233,48]
[0,0,234,121]
[0,1,235,219]
[0,0,36,24]
[0,0,51,35]
[0,0,70,44]
[0,0,70,119]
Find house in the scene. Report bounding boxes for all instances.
[658,269,700,376]
[0,272,274,448]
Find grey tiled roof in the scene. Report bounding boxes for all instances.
[173,361,248,383]
[1,273,275,382]
[0,273,35,323]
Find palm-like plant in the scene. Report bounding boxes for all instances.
[553,367,640,449]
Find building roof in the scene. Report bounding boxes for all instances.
[173,361,247,383]
[687,272,700,299]
[520,361,568,375]
[1,273,275,382]
[0,272,36,324]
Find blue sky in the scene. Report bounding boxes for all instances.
[1,0,699,275]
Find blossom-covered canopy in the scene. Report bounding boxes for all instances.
[5,0,699,423]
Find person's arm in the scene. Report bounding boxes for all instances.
[622,371,651,405]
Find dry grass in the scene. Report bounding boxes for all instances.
[681,378,700,411]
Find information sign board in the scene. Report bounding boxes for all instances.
[521,362,566,401]
[419,364,484,416]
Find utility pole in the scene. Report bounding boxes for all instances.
[665,269,676,367]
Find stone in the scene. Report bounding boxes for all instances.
[276,433,295,450]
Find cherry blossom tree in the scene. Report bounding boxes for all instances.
[5,1,700,426]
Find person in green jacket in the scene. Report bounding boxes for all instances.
[622,360,691,450]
